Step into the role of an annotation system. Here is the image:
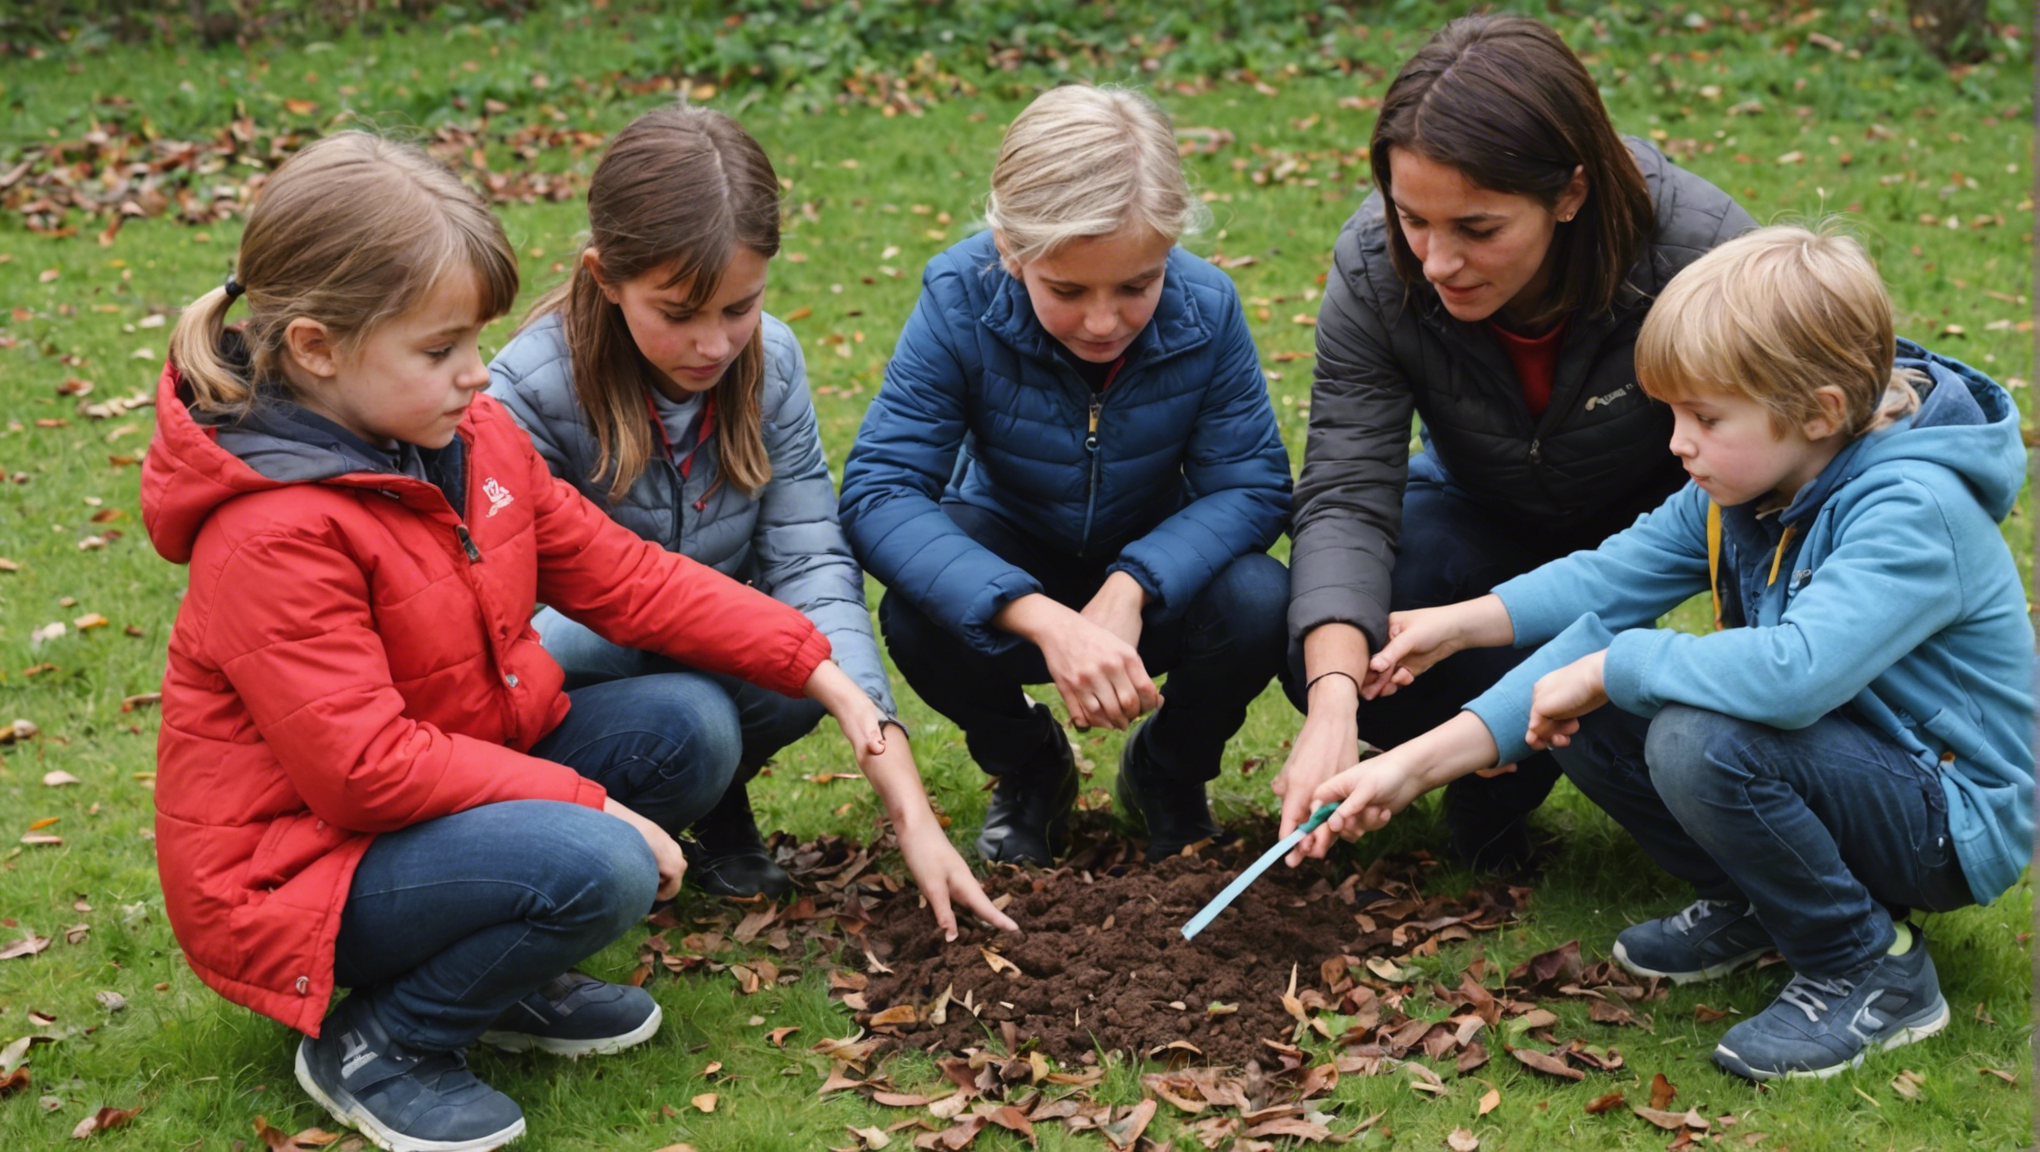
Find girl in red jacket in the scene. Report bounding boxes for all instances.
[143,132,896,1152]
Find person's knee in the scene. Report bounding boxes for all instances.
[1644,703,1758,803]
[1192,552,1289,665]
[532,806,660,935]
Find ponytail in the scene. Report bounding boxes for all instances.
[167,283,257,418]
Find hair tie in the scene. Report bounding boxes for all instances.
[222,273,245,300]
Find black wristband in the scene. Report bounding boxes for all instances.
[1305,669,1362,696]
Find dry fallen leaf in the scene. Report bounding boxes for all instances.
[1447,1127,1480,1151]
[979,947,1020,977]
[1477,1086,1500,1116]
[42,771,80,787]
[71,1104,142,1138]
[1649,1072,1677,1110]
[691,1092,717,1113]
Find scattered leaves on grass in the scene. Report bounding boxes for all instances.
[1649,1071,1678,1110]
[691,1092,718,1113]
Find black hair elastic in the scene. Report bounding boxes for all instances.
[222,273,245,300]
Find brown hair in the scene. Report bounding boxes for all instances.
[1370,13,1654,326]
[1637,223,1920,436]
[984,84,1209,271]
[527,104,779,503]
[168,131,518,419]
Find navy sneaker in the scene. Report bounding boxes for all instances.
[1114,720,1223,862]
[1713,924,1950,1080]
[974,703,1079,866]
[479,972,662,1058]
[296,996,525,1152]
[1613,899,1774,984]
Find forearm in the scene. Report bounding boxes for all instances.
[992,592,1077,646]
[1396,711,1505,794]
[859,733,942,833]
[1446,594,1517,650]
[1302,622,1370,711]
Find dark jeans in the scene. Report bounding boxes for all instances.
[880,502,1288,784]
[533,606,827,782]
[331,674,737,1052]
[1284,456,1635,841]
[1554,702,1974,978]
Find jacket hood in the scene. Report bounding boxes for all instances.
[143,360,462,564]
[1782,340,2024,526]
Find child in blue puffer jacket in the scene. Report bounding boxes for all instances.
[1297,224,2033,1081]
[840,84,1294,866]
[488,104,1012,940]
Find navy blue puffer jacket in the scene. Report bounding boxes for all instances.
[840,231,1292,657]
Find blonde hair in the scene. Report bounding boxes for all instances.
[526,104,776,503]
[984,84,1209,270]
[1636,223,1920,437]
[168,131,518,419]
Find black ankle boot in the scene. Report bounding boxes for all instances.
[687,783,792,898]
[1113,720,1223,862]
[973,705,1079,866]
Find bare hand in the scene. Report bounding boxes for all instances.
[894,818,1019,941]
[1036,611,1159,731]
[1526,651,1609,750]
[1274,702,1361,866]
[604,797,687,901]
[1296,750,1421,860]
[1364,606,1468,699]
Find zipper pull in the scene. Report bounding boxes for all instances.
[1085,397,1102,453]
[454,523,482,563]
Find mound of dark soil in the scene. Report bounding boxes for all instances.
[851,830,1524,1067]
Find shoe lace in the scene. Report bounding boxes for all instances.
[1776,973,1855,1024]
[1671,899,1742,934]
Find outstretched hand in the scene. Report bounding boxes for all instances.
[894,817,1019,941]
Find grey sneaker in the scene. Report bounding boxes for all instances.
[296,996,525,1152]
[479,971,662,1057]
[1613,899,1773,984]
[1713,925,1950,1080]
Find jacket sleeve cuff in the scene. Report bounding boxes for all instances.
[1602,628,1673,716]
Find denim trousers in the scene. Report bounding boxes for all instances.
[879,502,1289,784]
[331,674,744,1051]
[1283,456,1638,836]
[533,605,827,781]
[1553,702,1975,979]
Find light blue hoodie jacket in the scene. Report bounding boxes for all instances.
[1466,341,2033,905]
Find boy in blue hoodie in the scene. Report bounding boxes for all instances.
[1292,224,2033,1081]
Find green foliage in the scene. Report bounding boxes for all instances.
[0,1,2031,1150]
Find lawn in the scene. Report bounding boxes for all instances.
[0,2,2031,1150]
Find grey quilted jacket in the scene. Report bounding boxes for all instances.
[1288,139,1754,650]
[487,310,896,715]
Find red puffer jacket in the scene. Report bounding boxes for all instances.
[142,361,830,1035]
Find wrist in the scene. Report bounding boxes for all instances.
[1304,669,1362,710]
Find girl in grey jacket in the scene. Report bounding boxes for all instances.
[488,105,1012,940]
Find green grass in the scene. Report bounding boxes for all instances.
[0,2,2031,1149]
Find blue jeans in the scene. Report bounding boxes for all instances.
[331,675,739,1051]
[1283,456,1639,841]
[1554,703,1975,979]
[880,502,1288,783]
[534,606,826,780]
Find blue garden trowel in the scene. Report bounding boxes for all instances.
[1179,802,1339,941]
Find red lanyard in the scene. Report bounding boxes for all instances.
[645,391,717,480]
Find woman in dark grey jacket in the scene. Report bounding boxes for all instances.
[1277,14,1753,866]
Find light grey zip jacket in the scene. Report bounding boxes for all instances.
[488,310,896,716]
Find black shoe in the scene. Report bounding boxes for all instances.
[687,783,793,899]
[1114,721,1223,863]
[295,995,525,1152]
[973,704,1079,866]
[479,971,662,1057]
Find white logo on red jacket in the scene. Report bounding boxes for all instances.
[482,477,515,517]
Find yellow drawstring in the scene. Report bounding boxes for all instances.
[1707,502,1797,633]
